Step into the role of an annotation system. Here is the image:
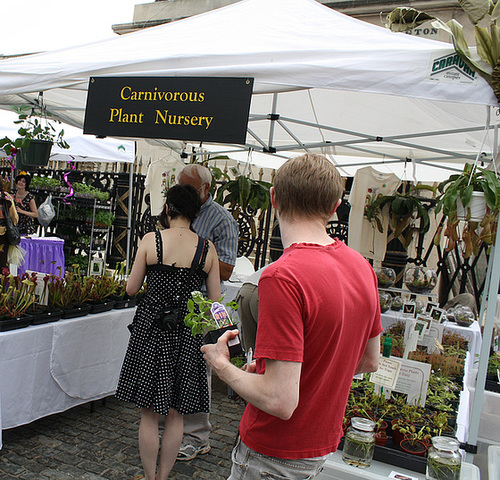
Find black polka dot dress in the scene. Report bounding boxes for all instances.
[116,231,210,416]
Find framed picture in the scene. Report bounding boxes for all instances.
[403,302,416,317]
[415,315,431,338]
[430,307,445,323]
[426,301,439,314]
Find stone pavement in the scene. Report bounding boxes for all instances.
[0,384,246,480]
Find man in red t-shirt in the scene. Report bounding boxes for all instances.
[202,154,381,479]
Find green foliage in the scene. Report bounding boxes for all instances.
[0,105,70,156]
[30,176,61,190]
[183,290,238,336]
[73,183,110,202]
[434,163,500,257]
[94,210,115,227]
[364,184,435,248]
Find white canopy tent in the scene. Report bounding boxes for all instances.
[0,0,498,461]
[0,0,498,173]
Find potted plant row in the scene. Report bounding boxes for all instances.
[340,322,468,473]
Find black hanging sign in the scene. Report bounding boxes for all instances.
[84,76,254,145]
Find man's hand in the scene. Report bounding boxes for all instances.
[201,329,239,372]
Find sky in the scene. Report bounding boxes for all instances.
[2,0,139,56]
[1,0,140,129]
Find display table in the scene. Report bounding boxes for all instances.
[0,308,134,449]
[316,451,480,480]
[381,310,482,362]
[18,236,65,276]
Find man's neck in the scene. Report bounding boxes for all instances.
[279,216,334,249]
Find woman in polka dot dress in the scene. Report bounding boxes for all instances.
[116,184,221,480]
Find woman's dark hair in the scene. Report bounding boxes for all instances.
[15,173,31,189]
[158,184,201,229]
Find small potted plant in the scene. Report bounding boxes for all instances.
[399,424,430,457]
[184,291,242,357]
[0,273,37,331]
[0,105,70,169]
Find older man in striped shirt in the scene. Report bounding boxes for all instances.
[177,163,239,460]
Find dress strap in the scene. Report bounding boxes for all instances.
[155,230,164,265]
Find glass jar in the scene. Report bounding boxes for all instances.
[426,436,461,480]
[374,267,396,289]
[404,266,437,294]
[342,417,376,468]
[379,292,392,313]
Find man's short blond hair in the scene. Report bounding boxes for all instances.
[273,154,344,222]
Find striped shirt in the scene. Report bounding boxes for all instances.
[192,194,238,266]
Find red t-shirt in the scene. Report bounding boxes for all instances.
[239,241,382,459]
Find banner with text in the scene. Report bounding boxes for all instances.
[84,77,254,144]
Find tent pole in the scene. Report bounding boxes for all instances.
[125,156,134,274]
[465,219,500,462]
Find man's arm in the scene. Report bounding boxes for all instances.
[219,260,234,281]
[202,330,301,420]
[354,335,380,375]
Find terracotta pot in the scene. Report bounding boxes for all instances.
[375,432,388,447]
[375,420,388,433]
[400,439,427,457]
[391,419,405,447]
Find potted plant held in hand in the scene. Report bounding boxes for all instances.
[0,104,70,170]
[184,291,243,357]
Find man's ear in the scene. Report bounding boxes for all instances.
[270,187,278,209]
[329,198,342,217]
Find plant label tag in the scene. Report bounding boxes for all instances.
[370,357,401,389]
[494,335,499,352]
[211,302,231,328]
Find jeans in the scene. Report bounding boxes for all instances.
[228,437,326,480]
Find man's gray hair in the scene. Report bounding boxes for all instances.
[181,164,212,185]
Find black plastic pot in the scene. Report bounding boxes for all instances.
[89,300,116,314]
[203,324,243,358]
[61,304,91,319]
[17,139,53,170]
[30,309,63,325]
[0,314,33,331]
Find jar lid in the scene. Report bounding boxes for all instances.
[351,417,375,432]
[431,436,460,451]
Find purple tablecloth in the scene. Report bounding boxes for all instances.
[18,237,65,277]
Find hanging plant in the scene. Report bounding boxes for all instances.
[364,184,435,248]
[434,163,500,257]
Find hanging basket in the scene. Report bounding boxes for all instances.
[457,191,487,222]
[16,139,53,170]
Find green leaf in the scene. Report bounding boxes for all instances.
[458,0,491,24]
[461,184,474,207]
[385,7,436,32]
[475,25,497,67]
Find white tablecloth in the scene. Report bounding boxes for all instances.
[317,450,479,480]
[381,310,482,362]
[0,308,134,449]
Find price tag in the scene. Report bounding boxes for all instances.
[210,302,231,328]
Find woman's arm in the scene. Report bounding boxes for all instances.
[15,197,38,218]
[126,233,153,296]
[28,198,38,218]
[205,241,221,301]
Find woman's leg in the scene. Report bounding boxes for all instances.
[139,408,161,480]
[156,408,183,480]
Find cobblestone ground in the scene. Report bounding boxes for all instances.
[0,387,246,480]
